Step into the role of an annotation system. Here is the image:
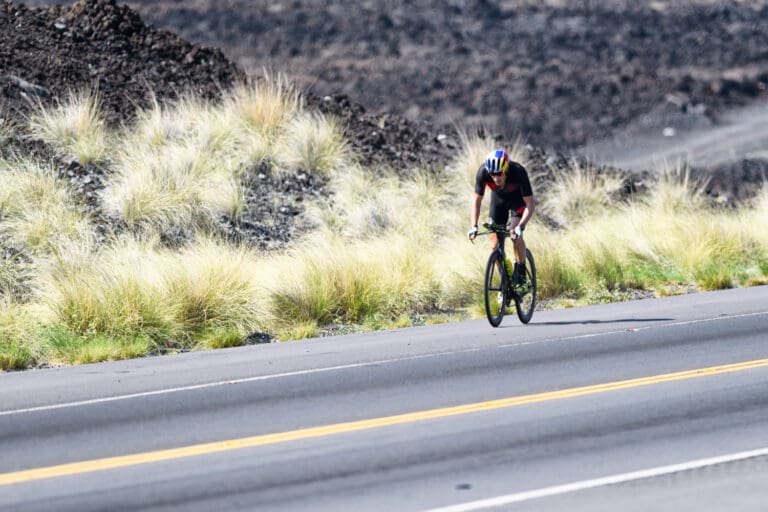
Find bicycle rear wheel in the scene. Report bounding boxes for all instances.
[514,249,537,324]
[484,250,508,327]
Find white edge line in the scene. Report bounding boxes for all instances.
[0,361,398,417]
[1,311,766,417]
[424,447,768,512]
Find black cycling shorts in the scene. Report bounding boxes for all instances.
[489,194,526,226]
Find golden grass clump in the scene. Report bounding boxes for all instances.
[274,112,351,176]
[27,90,111,165]
[104,136,244,234]
[103,85,318,235]
[645,162,709,214]
[267,233,441,333]
[318,164,457,241]
[313,165,401,236]
[226,76,301,140]
[0,157,93,255]
[126,94,239,155]
[40,236,269,358]
[541,162,626,227]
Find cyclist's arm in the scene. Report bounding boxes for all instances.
[519,195,535,227]
[471,192,483,227]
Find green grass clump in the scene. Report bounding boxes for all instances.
[0,302,37,371]
[43,327,152,365]
[530,232,583,299]
[195,326,247,350]
[276,321,319,342]
[41,237,267,355]
[46,257,178,349]
[162,240,267,348]
[268,234,441,329]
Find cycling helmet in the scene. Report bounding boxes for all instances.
[484,149,510,175]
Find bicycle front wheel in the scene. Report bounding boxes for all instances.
[514,248,537,324]
[484,250,508,327]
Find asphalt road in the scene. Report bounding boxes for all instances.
[1,286,767,511]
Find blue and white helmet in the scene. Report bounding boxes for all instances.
[484,149,510,175]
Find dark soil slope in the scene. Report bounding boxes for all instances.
[1,0,243,124]
[2,0,456,173]
[119,0,768,152]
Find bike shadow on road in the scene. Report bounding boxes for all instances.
[532,317,674,325]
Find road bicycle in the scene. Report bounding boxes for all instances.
[474,222,537,327]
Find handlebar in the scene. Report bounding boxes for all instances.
[470,222,511,244]
[476,222,510,236]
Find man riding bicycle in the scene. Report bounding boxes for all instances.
[467,149,535,287]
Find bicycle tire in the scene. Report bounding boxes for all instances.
[484,249,508,327]
[514,248,537,324]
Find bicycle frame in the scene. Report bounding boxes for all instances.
[473,222,537,326]
[474,222,513,273]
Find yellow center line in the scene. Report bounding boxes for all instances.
[3,357,768,487]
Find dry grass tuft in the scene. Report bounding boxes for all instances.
[274,112,351,176]
[225,75,301,140]
[27,90,111,165]
[0,157,93,255]
[646,161,709,214]
[540,161,627,227]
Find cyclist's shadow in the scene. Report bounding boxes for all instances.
[533,317,673,325]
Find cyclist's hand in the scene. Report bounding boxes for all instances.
[512,224,524,239]
[467,225,478,241]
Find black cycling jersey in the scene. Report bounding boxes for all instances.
[474,161,533,224]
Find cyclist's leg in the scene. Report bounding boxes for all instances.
[509,214,526,265]
[488,194,509,252]
[489,195,511,274]
[508,208,528,287]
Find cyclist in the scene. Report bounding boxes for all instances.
[467,149,535,287]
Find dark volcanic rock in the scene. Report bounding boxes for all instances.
[309,93,456,173]
[0,0,243,124]
[115,0,768,152]
[2,0,458,170]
